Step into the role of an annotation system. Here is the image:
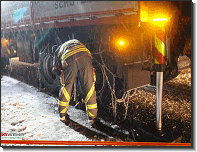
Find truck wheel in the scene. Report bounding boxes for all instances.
[164,60,179,83]
[38,53,60,92]
[1,57,6,70]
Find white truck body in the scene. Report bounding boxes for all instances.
[1,1,138,27]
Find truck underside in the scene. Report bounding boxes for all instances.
[19,22,181,101]
[1,1,191,101]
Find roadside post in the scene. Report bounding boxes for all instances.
[152,18,167,133]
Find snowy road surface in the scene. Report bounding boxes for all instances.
[1,75,98,145]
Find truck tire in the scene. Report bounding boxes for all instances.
[1,57,6,70]
[38,53,60,92]
[163,58,179,83]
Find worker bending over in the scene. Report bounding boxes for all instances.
[52,39,98,124]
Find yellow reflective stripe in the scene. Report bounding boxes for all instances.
[62,45,91,60]
[59,103,68,106]
[62,45,81,59]
[87,110,96,118]
[87,103,97,107]
[87,106,97,110]
[62,48,85,61]
[58,100,69,106]
[7,49,11,55]
[61,45,82,60]
[62,87,70,102]
[87,104,97,110]
[60,107,68,114]
[58,41,73,57]
[62,47,90,62]
[94,75,96,82]
[85,82,95,104]
[154,58,160,64]
[155,36,165,56]
[68,44,91,55]
[68,44,84,51]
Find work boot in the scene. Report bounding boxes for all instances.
[60,114,70,123]
[90,117,100,128]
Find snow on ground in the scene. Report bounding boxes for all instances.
[1,75,96,145]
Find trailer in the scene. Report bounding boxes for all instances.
[1,1,191,131]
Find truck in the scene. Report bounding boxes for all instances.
[1,1,191,108]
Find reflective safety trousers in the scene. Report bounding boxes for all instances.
[58,55,97,120]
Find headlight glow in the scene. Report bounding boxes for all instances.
[119,41,124,46]
[153,18,167,21]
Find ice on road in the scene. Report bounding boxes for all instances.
[1,75,92,143]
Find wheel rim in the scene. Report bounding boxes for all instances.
[43,54,57,84]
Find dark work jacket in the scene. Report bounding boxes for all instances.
[53,39,92,75]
